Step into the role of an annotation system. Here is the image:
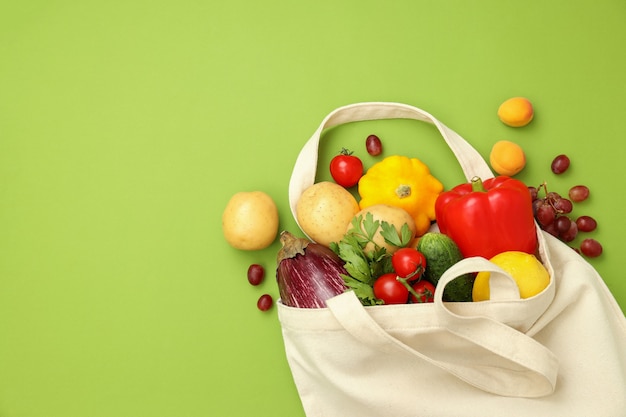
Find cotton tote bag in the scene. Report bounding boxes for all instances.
[277,102,626,417]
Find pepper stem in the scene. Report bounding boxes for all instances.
[471,176,486,192]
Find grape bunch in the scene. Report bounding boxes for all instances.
[529,155,602,258]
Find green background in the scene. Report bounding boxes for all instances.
[1,1,624,416]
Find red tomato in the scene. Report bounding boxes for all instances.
[373,273,409,304]
[411,280,436,303]
[392,248,427,280]
[329,149,363,188]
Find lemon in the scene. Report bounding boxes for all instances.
[472,251,550,301]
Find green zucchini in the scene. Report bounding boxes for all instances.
[416,232,475,302]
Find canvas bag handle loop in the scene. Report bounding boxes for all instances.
[288,102,495,234]
[326,257,558,397]
[294,102,558,397]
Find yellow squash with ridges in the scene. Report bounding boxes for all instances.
[358,155,443,236]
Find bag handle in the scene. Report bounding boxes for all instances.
[298,102,558,397]
[288,101,495,223]
[326,258,559,398]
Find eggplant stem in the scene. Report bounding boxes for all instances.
[277,231,309,262]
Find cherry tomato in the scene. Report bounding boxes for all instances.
[373,273,409,304]
[329,148,363,188]
[391,248,427,280]
[411,280,436,303]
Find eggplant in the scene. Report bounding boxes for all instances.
[276,231,348,308]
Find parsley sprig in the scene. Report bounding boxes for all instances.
[329,213,413,306]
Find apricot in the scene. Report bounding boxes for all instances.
[497,97,534,127]
[489,140,526,176]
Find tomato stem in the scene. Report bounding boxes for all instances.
[404,264,424,281]
[396,275,427,303]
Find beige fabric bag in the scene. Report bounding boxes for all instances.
[277,102,626,417]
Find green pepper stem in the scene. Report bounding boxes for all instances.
[471,176,486,192]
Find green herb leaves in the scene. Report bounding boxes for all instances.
[380,220,413,248]
[330,213,412,305]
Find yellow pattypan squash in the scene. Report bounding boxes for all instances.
[358,155,443,236]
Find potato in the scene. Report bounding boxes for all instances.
[348,204,417,255]
[296,181,360,247]
[222,191,279,250]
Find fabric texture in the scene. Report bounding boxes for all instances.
[278,102,626,417]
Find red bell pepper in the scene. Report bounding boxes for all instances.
[435,176,538,259]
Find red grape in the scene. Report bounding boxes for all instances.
[543,222,559,237]
[580,238,603,257]
[551,154,570,174]
[569,185,590,202]
[532,198,543,216]
[531,173,603,257]
[365,134,383,156]
[553,198,573,214]
[555,216,571,233]
[536,203,556,226]
[257,294,273,311]
[576,215,597,232]
[546,191,561,200]
[247,264,265,286]
[559,221,578,242]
